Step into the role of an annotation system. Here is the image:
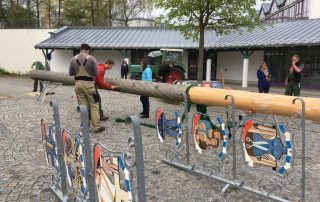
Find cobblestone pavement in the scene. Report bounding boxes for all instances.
[0,76,320,202]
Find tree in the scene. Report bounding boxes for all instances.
[43,0,55,28]
[57,0,63,26]
[0,0,10,27]
[154,0,259,83]
[117,0,150,26]
[5,1,35,28]
[64,0,90,26]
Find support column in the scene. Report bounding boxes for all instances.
[206,59,212,82]
[42,49,54,71]
[242,58,249,87]
[240,50,253,88]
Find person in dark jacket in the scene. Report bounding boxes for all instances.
[157,62,173,83]
[285,55,304,96]
[257,62,271,93]
[121,60,129,79]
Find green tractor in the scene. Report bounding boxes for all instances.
[129,49,186,83]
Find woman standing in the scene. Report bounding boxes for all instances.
[140,58,152,118]
[257,62,271,93]
[121,60,129,79]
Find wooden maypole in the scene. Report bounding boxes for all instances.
[28,70,320,122]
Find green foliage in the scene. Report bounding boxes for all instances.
[3,2,37,28]
[0,0,152,28]
[64,0,91,26]
[154,0,259,40]
[0,68,10,76]
[153,0,259,82]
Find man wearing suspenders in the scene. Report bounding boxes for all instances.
[69,43,105,133]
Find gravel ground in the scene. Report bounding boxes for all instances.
[0,76,319,202]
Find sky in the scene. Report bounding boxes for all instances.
[256,0,272,9]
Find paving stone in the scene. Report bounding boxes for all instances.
[0,76,319,201]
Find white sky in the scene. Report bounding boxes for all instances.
[256,0,273,9]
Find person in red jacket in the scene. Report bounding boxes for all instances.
[95,59,118,121]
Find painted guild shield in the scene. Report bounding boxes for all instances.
[242,119,293,174]
[94,144,132,202]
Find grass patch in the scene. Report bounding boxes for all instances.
[0,68,10,76]
[0,68,27,77]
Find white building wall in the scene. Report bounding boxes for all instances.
[0,29,54,74]
[216,51,264,84]
[50,50,127,78]
[50,50,73,73]
[309,0,320,19]
[92,50,126,78]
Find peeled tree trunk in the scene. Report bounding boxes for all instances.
[28,70,320,122]
[188,87,320,122]
[28,70,187,101]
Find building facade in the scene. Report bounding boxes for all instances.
[1,18,320,89]
[257,0,320,88]
[259,0,320,23]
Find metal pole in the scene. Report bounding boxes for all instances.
[224,95,236,180]
[292,98,306,202]
[162,160,290,202]
[77,105,97,202]
[126,116,146,202]
[50,99,69,200]
[183,93,190,166]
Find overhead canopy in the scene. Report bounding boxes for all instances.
[35,19,320,50]
[35,26,218,50]
[215,19,320,48]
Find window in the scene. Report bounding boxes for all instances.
[264,47,320,88]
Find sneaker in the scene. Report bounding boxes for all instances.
[32,90,37,92]
[100,115,109,121]
[140,114,149,119]
[93,127,105,133]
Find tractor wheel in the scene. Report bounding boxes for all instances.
[167,68,185,83]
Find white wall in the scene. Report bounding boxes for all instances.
[50,50,73,73]
[92,50,126,78]
[216,51,264,84]
[50,50,127,78]
[0,28,264,83]
[0,29,54,74]
[309,0,320,19]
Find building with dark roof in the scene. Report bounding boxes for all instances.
[34,17,320,88]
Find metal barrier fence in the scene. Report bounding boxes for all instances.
[156,93,307,202]
[41,94,308,201]
[41,99,146,202]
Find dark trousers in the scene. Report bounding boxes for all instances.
[95,85,103,116]
[258,86,270,93]
[140,96,149,115]
[285,82,300,96]
[121,73,128,79]
[33,80,43,92]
